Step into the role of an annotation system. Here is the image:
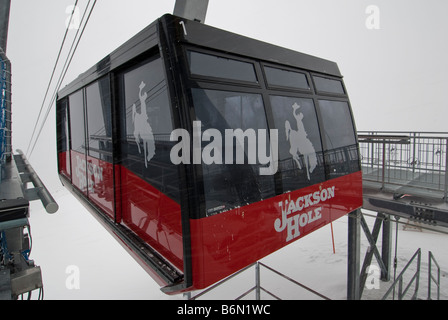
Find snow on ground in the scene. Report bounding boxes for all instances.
[27,187,448,300]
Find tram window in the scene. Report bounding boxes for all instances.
[120,57,180,201]
[86,77,112,161]
[57,98,71,177]
[318,100,356,150]
[270,96,325,191]
[318,100,360,177]
[57,99,69,152]
[69,90,86,154]
[264,66,310,91]
[192,88,276,216]
[187,51,258,83]
[313,76,345,95]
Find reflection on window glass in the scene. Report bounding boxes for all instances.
[57,99,70,153]
[318,100,360,177]
[265,67,309,90]
[313,76,345,94]
[86,77,112,161]
[57,99,71,177]
[69,90,85,154]
[318,100,356,150]
[270,96,325,191]
[192,88,275,216]
[188,51,258,83]
[120,57,180,201]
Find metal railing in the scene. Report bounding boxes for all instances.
[188,262,330,300]
[428,251,441,300]
[382,248,421,300]
[359,131,448,200]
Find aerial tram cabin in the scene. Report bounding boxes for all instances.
[56,14,363,294]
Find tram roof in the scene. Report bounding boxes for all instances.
[58,14,342,98]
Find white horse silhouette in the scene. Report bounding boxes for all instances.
[132,81,155,168]
[285,103,317,180]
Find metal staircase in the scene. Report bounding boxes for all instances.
[378,248,441,300]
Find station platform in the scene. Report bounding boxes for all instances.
[359,131,448,228]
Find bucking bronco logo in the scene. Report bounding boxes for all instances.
[285,103,317,180]
[132,81,156,168]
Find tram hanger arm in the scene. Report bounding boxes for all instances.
[14,150,58,214]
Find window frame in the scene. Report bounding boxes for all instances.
[190,87,277,216]
[184,47,261,88]
[311,73,347,96]
[85,75,113,161]
[56,97,72,178]
[116,53,182,203]
[315,98,360,179]
[262,63,313,94]
[268,94,326,192]
[317,99,357,151]
[68,89,87,155]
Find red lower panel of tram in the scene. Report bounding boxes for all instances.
[119,166,184,272]
[189,171,362,290]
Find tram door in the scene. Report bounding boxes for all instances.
[117,55,184,271]
[84,77,115,218]
[65,77,115,219]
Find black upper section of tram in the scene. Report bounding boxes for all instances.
[58,14,342,98]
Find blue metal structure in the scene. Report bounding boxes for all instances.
[0,53,6,167]
[0,0,58,300]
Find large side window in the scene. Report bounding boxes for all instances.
[318,100,360,178]
[57,98,71,178]
[68,89,87,193]
[270,96,325,191]
[120,56,180,201]
[86,77,112,161]
[85,76,114,217]
[192,88,276,216]
[69,90,85,154]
